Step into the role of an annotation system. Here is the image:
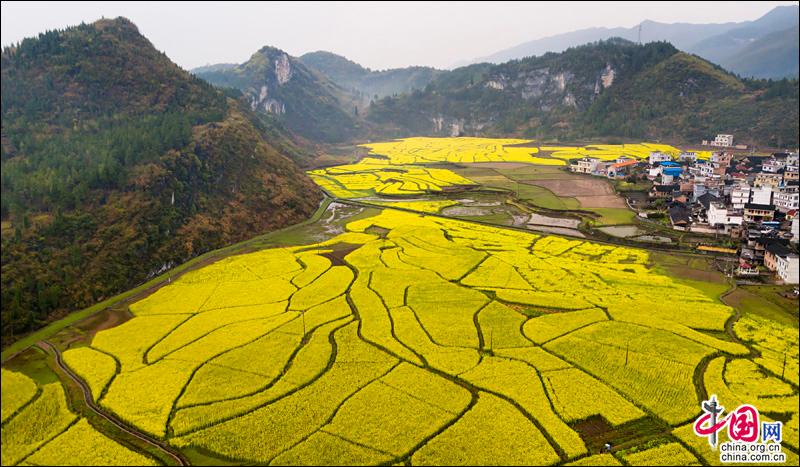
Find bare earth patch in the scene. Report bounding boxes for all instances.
[576,195,627,208]
[519,178,626,208]
[527,178,614,196]
[461,162,531,169]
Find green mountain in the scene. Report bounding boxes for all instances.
[299,51,444,99]
[193,47,361,143]
[1,18,321,346]
[716,24,799,80]
[367,39,799,147]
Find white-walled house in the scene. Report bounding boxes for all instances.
[707,202,743,228]
[569,157,601,174]
[649,152,672,165]
[774,185,799,213]
[750,186,773,205]
[731,185,751,210]
[776,254,799,284]
[762,157,787,173]
[710,134,734,147]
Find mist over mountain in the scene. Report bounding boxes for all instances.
[456,5,799,79]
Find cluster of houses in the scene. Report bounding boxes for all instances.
[569,136,799,284]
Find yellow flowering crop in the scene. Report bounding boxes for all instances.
[1,368,38,423]
[620,442,700,466]
[35,206,785,464]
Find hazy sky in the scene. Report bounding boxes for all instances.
[2,1,797,70]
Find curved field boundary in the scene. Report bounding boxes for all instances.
[37,341,188,466]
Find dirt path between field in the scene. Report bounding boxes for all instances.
[36,340,188,466]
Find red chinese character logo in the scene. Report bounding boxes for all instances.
[728,405,760,443]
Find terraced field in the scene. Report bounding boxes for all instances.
[3,137,797,465]
[1,369,158,465]
[4,206,796,465]
[309,137,663,227]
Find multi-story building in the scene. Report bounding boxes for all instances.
[776,253,799,284]
[750,186,773,205]
[764,242,791,272]
[691,161,716,178]
[711,152,733,167]
[731,185,751,210]
[705,134,734,147]
[649,152,673,165]
[569,157,600,174]
[774,184,800,213]
[707,202,743,228]
[762,157,786,173]
[785,165,799,182]
[744,203,775,223]
[754,172,783,188]
[679,152,698,163]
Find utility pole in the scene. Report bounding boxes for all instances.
[625,342,629,366]
[782,353,787,379]
[638,23,642,45]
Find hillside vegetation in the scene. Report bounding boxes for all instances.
[366,39,799,147]
[1,18,321,346]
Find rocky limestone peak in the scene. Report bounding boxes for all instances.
[275,53,292,85]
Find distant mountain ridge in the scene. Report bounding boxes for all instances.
[299,51,445,99]
[367,39,799,147]
[1,18,321,346]
[456,5,799,79]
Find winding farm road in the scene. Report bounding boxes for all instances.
[37,340,188,466]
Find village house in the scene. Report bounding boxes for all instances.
[764,241,792,272]
[679,151,698,163]
[668,201,692,227]
[607,159,638,178]
[650,184,679,200]
[774,183,799,213]
[743,203,775,223]
[785,165,799,182]
[792,217,799,244]
[750,185,773,205]
[776,253,799,284]
[730,184,751,210]
[762,157,787,173]
[569,157,601,174]
[754,172,783,188]
[703,134,734,147]
[707,202,743,229]
[711,152,733,168]
[649,152,672,165]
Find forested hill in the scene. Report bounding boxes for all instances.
[366,39,799,147]
[299,50,444,100]
[0,17,321,346]
[194,46,362,143]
